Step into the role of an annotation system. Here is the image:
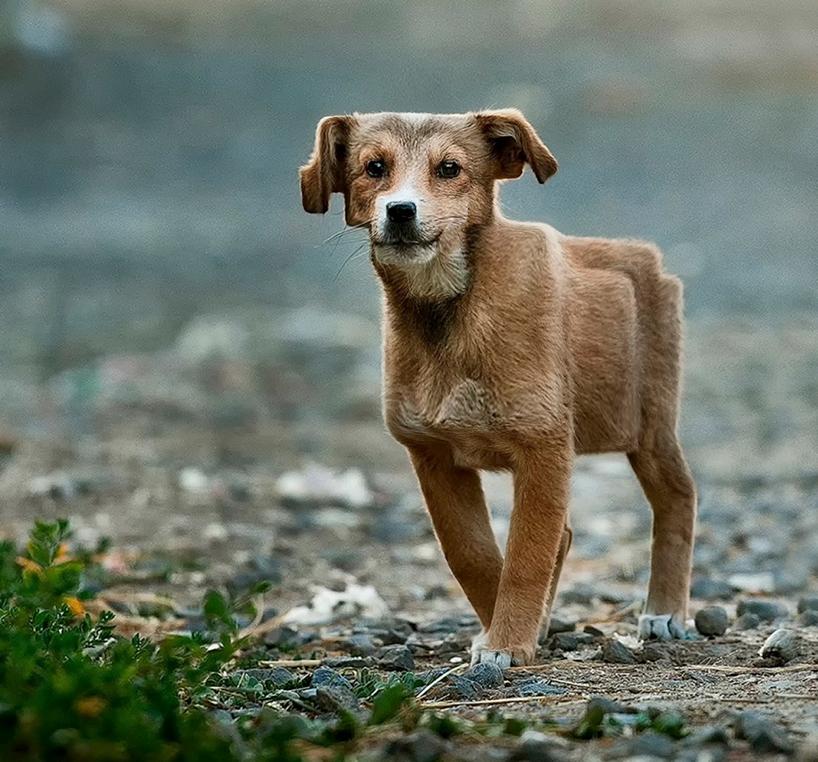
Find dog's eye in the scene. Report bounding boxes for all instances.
[366,159,386,178]
[437,160,461,179]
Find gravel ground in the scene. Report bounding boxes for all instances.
[2,326,818,759]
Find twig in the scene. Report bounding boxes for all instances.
[416,663,468,699]
[258,659,324,668]
[237,594,267,639]
[684,663,817,675]
[421,693,582,709]
[238,613,285,639]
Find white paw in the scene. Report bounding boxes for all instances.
[477,649,512,670]
[469,629,489,665]
[470,631,527,669]
[638,613,687,640]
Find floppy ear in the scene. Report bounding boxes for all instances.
[475,109,558,184]
[299,115,354,213]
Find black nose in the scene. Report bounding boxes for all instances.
[386,201,417,223]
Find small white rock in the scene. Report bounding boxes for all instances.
[759,628,799,663]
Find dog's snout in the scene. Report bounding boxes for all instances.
[386,201,417,223]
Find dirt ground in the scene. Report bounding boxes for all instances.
[2,316,817,759]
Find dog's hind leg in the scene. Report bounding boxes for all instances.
[408,445,504,630]
[629,439,696,639]
[629,272,697,640]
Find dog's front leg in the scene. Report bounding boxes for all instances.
[408,444,504,629]
[475,441,572,668]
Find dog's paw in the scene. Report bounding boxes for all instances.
[470,630,533,669]
[638,613,687,640]
[477,649,513,669]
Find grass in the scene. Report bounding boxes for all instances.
[0,520,693,760]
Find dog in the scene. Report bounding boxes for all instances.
[299,109,697,668]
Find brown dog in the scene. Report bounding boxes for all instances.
[299,110,697,668]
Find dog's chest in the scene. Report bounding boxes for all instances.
[387,378,518,469]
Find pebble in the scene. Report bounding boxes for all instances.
[559,582,629,605]
[309,668,358,713]
[446,675,481,701]
[311,666,353,691]
[734,711,794,754]
[507,735,566,761]
[732,612,761,631]
[758,628,799,663]
[610,731,675,759]
[601,638,637,664]
[547,632,595,652]
[797,595,818,613]
[682,725,730,747]
[736,599,788,622]
[383,729,447,762]
[546,616,576,635]
[694,606,729,636]
[798,610,818,626]
[344,633,376,656]
[268,667,297,688]
[376,644,415,671]
[463,661,504,689]
[690,577,735,601]
[514,679,568,697]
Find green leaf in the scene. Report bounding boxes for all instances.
[369,683,410,725]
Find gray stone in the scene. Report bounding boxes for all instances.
[507,737,565,761]
[376,644,415,671]
[383,729,447,762]
[463,661,504,688]
[695,606,729,636]
[311,666,353,691]
[308,667,359,712]
[682,725,730,747]
[344,633,376,656]
[514,679,567,697]
[315,685,359,713]
[446,675,481,701]
[797,595,818,613]
[736,599,788,622]
[547,632,595,651]
[601,638,637,664]
[690,577,735,601]
[758,628,799,663]
[610,731,676,758]
[798,610,818,626]
[732,612,761,631]
[734,711,794,754]
[546,616,576,636]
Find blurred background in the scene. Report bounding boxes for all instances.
[1,1,817,615]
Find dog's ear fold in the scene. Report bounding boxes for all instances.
[475,109,557,184]
[300,115,354,213]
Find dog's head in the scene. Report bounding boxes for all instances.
[300,110,556,296]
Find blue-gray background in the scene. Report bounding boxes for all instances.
[1,0,817,479]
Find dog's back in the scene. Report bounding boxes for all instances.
[562,235,685,455]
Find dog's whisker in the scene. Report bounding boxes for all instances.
[332,243,368,281]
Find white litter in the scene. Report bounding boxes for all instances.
[281,583,389,626]
[178,467,210,494]
[276,462,373,509]
[728,571,775,594]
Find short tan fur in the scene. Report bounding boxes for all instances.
[300,110,697,667]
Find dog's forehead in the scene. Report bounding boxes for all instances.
[351,112,474,146]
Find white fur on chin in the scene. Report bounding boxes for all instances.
[372,240,469,300]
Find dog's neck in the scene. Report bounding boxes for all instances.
[373,222,490,346]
